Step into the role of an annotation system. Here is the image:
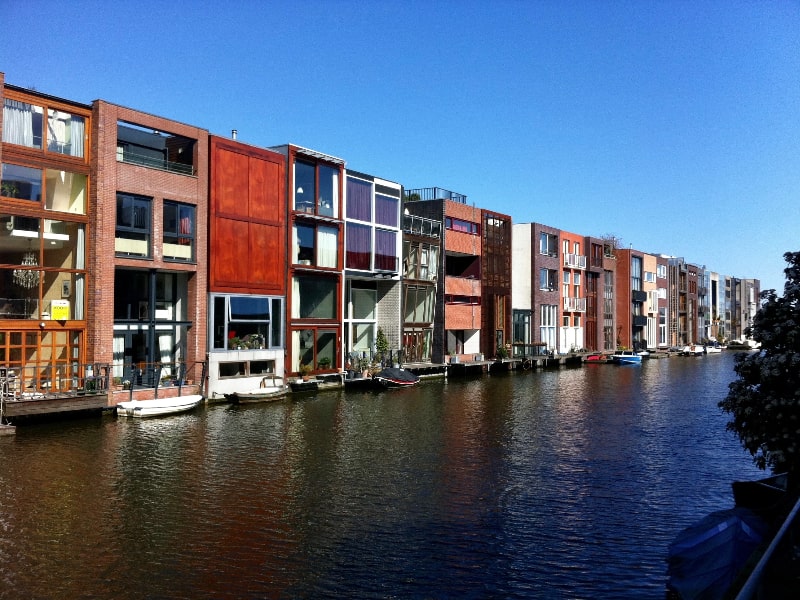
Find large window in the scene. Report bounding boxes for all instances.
[346,177,371,221]
[1,163,41,201]
[346,222,371,270]
[632,256,643,291]
[404,285,435,323]
[445,217,479,234]
[292,276,337,319]
[540,232,558,256]
[292,328,336,372]
[540,268,558,291]
[375,229,397,272]
[163,201,195,262]
[2,99,43,149]
[115,193,151,257]
[403,240,439,281]
[0,215,86,321]
[294,159,339,218]
[375,193,398,227]
[3,99,86,158]
[540,304,557,351]
[211,294,284,351]
[1,164,87,214]
[293,223,338,268]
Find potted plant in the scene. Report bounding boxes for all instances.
[298,362,313,381]
[358,356,370,378]
[318,356,331,370]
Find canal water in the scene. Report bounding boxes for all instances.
[1,353,763,599]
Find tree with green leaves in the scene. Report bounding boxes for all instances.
[719,251,800,488]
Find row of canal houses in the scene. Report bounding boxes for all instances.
[0,75,760,402]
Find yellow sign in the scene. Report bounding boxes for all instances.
[50,300,70,320]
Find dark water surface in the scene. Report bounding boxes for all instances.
[0,353,763,599]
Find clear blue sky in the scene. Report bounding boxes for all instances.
[3,1,798,293]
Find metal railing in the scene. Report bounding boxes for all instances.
[118,150,195,176]
[1,363,110,397]
[405,187,467,204]
[402,214,442,238]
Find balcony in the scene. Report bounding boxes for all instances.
[563,297,587,312]
[402,214,442,238]
[632,290,648,303]
[405,187,467,204]
[117,149,195,176]
[632,315,648,327]
[563,253,587,269]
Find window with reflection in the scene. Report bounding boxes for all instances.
[1,163,42,201]
[45,169,86,214]
[115,193,151,257]
[163,201,195,262]
[47,109,85,157]
[292,327,336,372]
[0,215,86,321]
[209,294,284,351]
[292,222,338,268]
[291,276,337,319]
[293,159,339,218]
[2,99,43,149]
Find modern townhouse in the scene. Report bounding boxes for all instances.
[581,236,607,352]
[667,257,701,346]
[404,187,483,364]
[269,144,345,377]
[559,229,586,353]
[479,210,512,359]
[343,169,403,367]
[511,222,561,356]
[615,248,649,351]
[206,134,287,397]
[96,100,209,388]
[642,252,658,351]
[401,207,441,364]
[728,277,760,342]
[1,77,94,395]
[656,255,669,348]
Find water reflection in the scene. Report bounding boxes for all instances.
[1,353,762,598]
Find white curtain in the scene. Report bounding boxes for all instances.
[75,227,85,319]
[158,333,173,376]
[318,227,337,268]
[291,277,300,318]
[112,335,126,378]
[2,100,35,146]
[70,116,85,157]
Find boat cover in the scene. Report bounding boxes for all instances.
[666,507,768,600]
[374,368,420,384]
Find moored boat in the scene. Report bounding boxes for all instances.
[116,394,203,418]
[224,377,288,404]
[372,367,420,388]
[680,345,705,357]
[610,350,642,365]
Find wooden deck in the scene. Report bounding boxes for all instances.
[2,391,110,418]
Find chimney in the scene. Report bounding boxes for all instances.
[231,129,238,140]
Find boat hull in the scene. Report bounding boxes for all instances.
[372,368,420,388]
[226,387,287,404]
[117,394,203,418]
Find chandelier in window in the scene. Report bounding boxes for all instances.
[13,251,40,289]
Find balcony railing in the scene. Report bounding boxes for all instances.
[405,187,467,204]
[563,297,587,312]
[118,150,196,176]
[563,253,587,269]
[402,214,442,238]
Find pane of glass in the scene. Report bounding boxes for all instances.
[2,163,42,201]
[352,288,376,320]
[353,323,374,353]
[230,296,269,320]
[316,330,336,369]
[271,298,282,348]
[318,164,338,218]
[294,160,315,213]
[317,226,338,268]
[44,169,86,214]
[2,99,43,148]
[47,109,85,157]
[295,224,314,264]
[297,276,336,319]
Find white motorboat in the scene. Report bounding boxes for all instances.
[117,394,203,418]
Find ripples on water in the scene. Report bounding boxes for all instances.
[0,354,763,599]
